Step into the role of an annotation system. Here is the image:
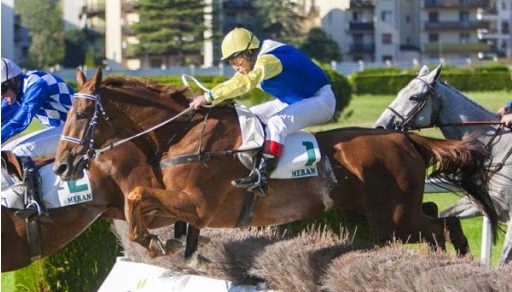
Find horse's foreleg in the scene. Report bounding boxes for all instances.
[126,187,182,258]
[174,221,187,241]
[442,216,470,257]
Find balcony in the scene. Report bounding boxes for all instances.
[423,42,490,54]
[424,21,489,31]
[424,0,489,9]
[349,43,375,53]
[348,22,374,32]
[349,0,376,9]
[81,0,106,15]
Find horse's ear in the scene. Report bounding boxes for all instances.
[426,64,443,84]
[76,67,87,89]
[91,67,103,91]
[418,65,429,77]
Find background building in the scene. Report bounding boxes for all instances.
[2,0,511,70]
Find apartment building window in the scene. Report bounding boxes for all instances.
[406,15,410,23]
[460,33,470,44]
[460,12,469,22]
[353,34,363,45]
[428,12,438,22]
[429,34,439,42]
[352,11,363,22]
[381,11,393,23]
[382,33,392,44]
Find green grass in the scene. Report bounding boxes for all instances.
[310,90,509,265]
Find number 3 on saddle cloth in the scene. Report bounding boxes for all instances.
[235,104,321,179]
[1,160,93,213]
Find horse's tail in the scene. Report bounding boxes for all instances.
[405,132,499,242]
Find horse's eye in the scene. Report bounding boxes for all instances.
[76,112,88,119]
[409,94,424,101]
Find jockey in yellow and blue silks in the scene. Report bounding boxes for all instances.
[190,27,336,195]
[1,58,74,221]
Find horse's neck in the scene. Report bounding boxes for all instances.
[437,84,497,141]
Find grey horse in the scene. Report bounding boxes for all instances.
[374,64,512,265]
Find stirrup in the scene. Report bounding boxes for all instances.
[231,169,261,189]
[15,202,50,222]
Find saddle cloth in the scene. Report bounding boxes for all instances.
[235,103,321,179]
[1,163,93,210]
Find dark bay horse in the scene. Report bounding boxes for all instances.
[1,150,180,272]
[53,68,498,263]
[374,64,512,265]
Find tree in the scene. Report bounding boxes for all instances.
[63,29,87,68]
[252,0,306,47]
[300,28,342,63]
[130,0,207,66]
[15,0,64,68]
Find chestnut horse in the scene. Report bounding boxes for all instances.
[1,150,183,272]
[53,68,498,263]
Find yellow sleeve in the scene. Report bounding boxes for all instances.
[208,54,282,103]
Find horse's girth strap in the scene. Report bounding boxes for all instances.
[160,149,256,168]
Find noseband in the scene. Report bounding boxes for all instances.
[387,77,441,131]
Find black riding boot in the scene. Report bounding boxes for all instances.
[15,156,50,222]
[232,154,277,195]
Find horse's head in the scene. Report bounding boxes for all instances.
[374,64,443,130]
[53,67,113,181]
[54,67,192,181]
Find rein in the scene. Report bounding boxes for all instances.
[390,77,507,131]
[406,121,506,131]
[389,77,511,173]
[60,91,195,165]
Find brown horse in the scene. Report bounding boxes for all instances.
[53,68,498,263]
[1,150,182,272]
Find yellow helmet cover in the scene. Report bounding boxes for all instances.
[221,28,260,60]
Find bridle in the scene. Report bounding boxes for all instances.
[60,89,194,168]
[387,78,505,131]
[387,78,511,173]
[60,91,111,167]
[386,77,442,131]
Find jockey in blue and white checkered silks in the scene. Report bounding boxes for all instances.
[1,58,74,221]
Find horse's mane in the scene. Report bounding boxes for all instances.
[437,81,491,114]
[102,76,189,98]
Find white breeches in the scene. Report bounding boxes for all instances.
[2,126,64,159]
[250,84,336,144]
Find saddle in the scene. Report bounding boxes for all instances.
[234,103,322,179]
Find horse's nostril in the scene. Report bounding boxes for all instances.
[53,163,67,176]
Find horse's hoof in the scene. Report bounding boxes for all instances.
[198,235,211,246]
[165,238,185,255]
[147,235,166,257]
[184,252,214,272]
